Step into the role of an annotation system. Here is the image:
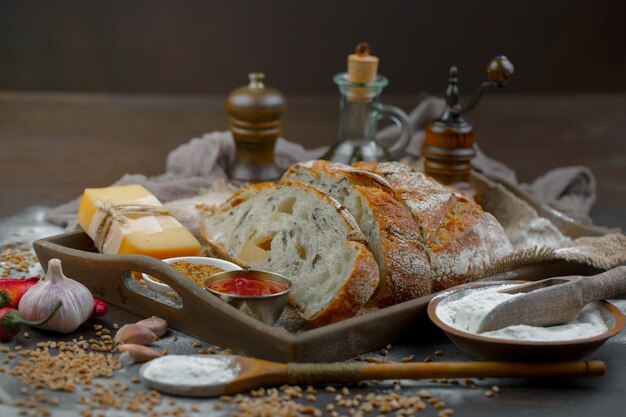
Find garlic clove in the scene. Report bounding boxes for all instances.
[136,316,168,337]
[118,344,163,362]
[118,351,136,366]
[114,323,158,345]
[18,259,94,334]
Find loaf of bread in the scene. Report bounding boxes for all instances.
[200,181,379,326]
[283,161,431,306]
[201,160,513,326]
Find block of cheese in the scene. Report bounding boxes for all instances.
[77,184,201,258]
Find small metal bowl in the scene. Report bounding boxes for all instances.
[204,270,291,326]
[428,281,625,361]
[142,256,242,295]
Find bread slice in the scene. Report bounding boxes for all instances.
[200,180,379,326]
[283,161,431,306]
[354,162,514,291]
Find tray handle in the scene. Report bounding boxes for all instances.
[33,231,295,361]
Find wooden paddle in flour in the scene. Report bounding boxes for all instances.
[477,266,626,333]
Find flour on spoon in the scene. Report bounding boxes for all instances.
[142,355,240,386]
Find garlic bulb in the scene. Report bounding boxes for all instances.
[18,259,94,333]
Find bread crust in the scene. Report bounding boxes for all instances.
[354,162,513,292]
[285,161,394,194]
[352,161,417,175]
[354,185,431,305]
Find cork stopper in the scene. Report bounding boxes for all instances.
[347,42,379,83]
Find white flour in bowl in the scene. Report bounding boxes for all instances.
[436,284,610,342]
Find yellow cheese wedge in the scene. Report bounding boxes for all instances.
[77,184,152,232]
[77,184,201,258]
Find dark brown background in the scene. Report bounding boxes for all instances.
[1,0,625,94]
[0,1,624,229]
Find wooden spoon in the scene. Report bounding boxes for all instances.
[477,266,626,333]
[139,355,606,397]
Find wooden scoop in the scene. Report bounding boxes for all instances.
[477,266,626,333]
[139,355,606,397]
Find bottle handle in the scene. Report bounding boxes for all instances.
[371,103,412,160]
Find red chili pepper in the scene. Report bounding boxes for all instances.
[92,298,108,318]
[0,277,40,309]
[0,301,62,341]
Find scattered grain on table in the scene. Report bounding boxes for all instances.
[0,245,36,275]
[10,341,120,392]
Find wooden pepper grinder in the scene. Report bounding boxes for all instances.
[421,56,514,201]
[226,72,286,183]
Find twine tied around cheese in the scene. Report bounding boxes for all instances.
[93,199,171,253]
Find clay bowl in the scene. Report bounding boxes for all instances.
[427,281,625,361]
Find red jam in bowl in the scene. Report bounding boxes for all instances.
[208,276,288,296]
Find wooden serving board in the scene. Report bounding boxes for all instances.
[33,231,601,363]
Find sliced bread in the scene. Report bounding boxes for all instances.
[200,180,379,326]
[283,161,431,306]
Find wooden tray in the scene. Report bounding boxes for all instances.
[33,231,601,363]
